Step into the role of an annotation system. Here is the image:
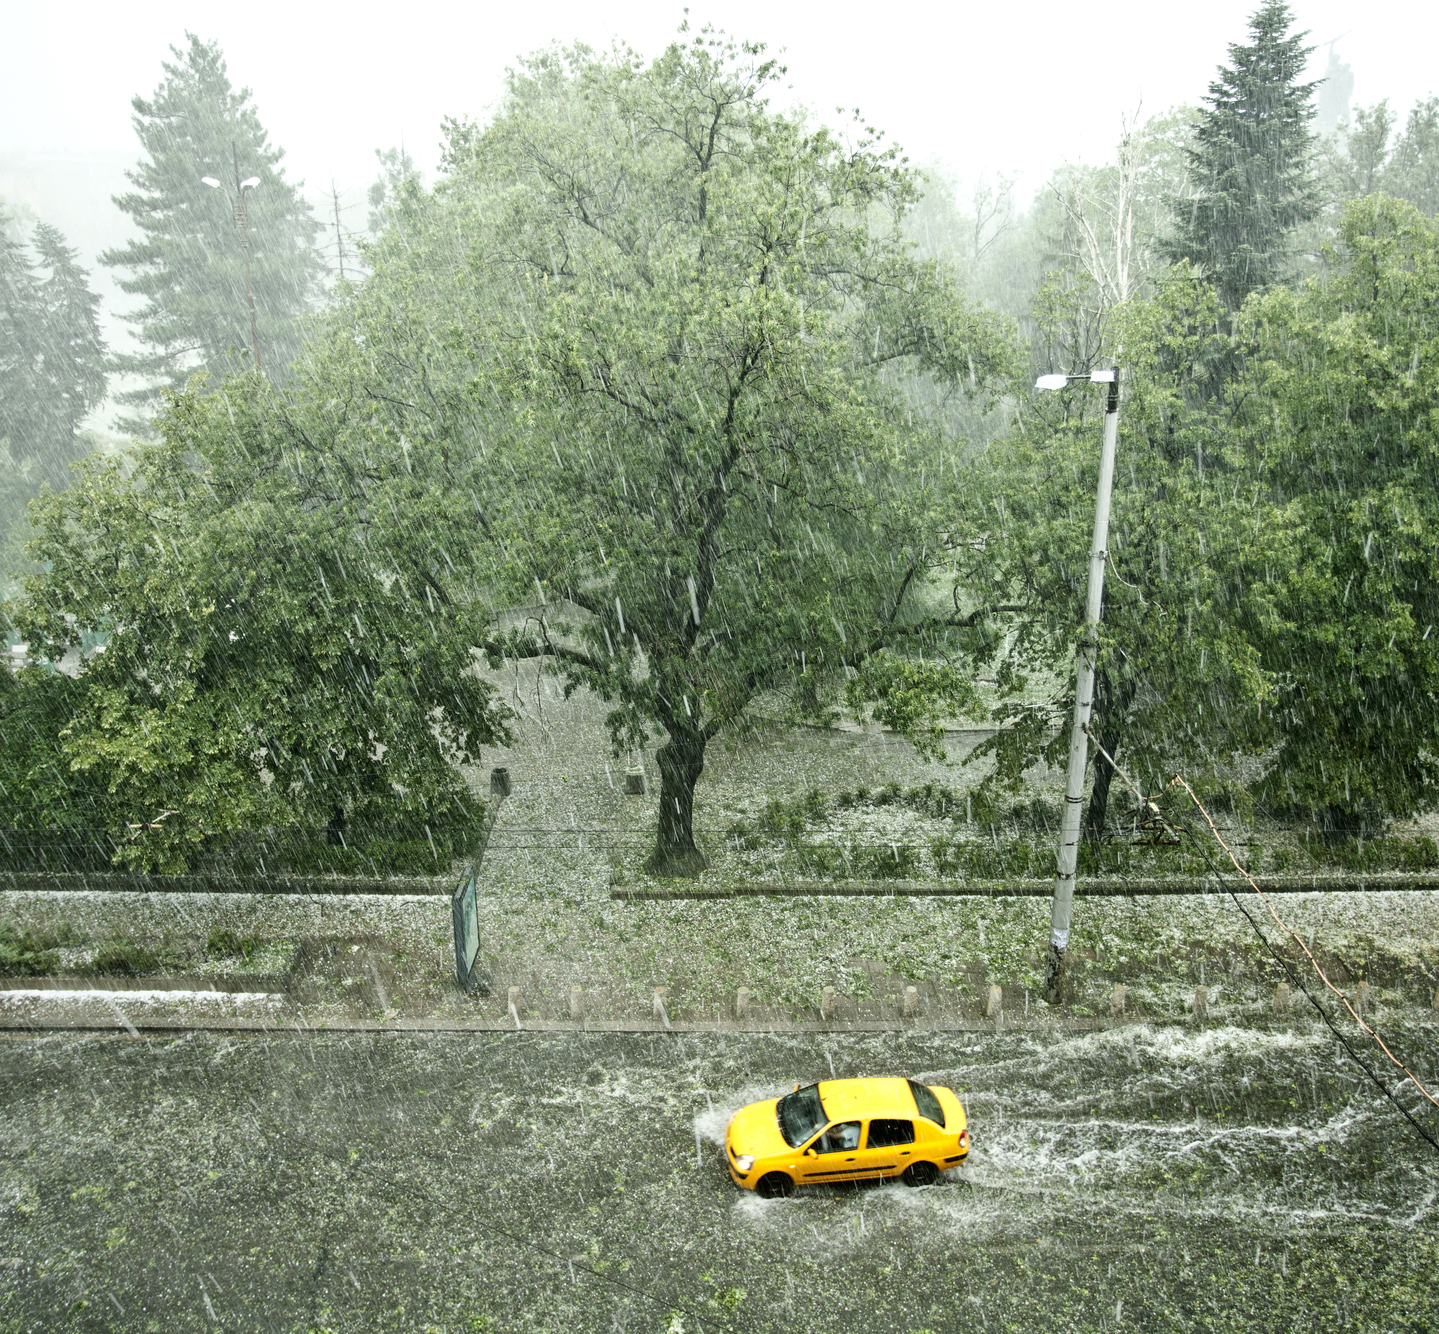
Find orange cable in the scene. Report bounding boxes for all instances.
[1170,772,1439,1114]
[1081,725,1438,1114]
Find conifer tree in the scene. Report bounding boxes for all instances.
[0,216,106,485]
[1166,0,1319,308]
[101,34,322,428]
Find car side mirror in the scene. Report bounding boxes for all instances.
[804,1147,816,1156]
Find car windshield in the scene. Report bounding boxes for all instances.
[777,1084,827,1147]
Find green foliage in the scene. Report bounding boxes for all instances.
[83,939,170,976]
[0,210,108,588]
[0,919,74,976]
[1306,834,1439,872]
[0,214,107,487]
[932,837,1053,879]
[323,28,1016,874]
[7,377,512,873]
[725,790,828,851]
[1320,96,1439,221]
[206,929,261,961]
[1164,0,1319,308]
[366,145,422,237]
[962,266,1278,823]
[845,653,981,759]
[1240,196,1439,826]
[100,34,323,426]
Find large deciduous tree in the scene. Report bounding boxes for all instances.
[975,196,1439,843]
[328,31,1015,875]
[101,34,323,428]
[1165,0,1319,310]
[9,381,512,873]
[1242,195,1439,834]
[957,269,1278,836]
[469,34,1016,874]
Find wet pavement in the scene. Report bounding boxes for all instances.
[2,1021,1436,1333]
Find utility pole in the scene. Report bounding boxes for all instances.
[202,147,263,376]
[1033,367,1121,1003]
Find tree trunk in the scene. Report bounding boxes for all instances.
[646,726,709,878]
[1319,803,1367,846]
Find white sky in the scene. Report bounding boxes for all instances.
[6,0,1436,202]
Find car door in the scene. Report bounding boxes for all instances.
[797,1121,864,1182]
[863,1117,916,1178]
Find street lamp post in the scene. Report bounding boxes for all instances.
[1034,367,1121,1004]
[202,146,262,376]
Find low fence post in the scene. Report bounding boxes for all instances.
[985,985,1003,1022]
[452,781,510,993]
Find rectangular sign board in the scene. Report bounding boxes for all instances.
[452,866,480,992]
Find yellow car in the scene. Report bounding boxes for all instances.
[725,1076,969,1197]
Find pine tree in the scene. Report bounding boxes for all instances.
[0,216,106,486]
[1166,0,1319,308]
[101,34,322,428]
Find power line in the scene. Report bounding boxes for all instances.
[1084,727,1439,1156]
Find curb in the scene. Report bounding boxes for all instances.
[0,1014,1134,1036]
[610,875,1439,900]
[0,872,447,896]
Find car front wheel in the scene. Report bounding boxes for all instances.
[755,1172,795,1199]
[901,1161,939,1188]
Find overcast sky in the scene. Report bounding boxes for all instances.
[6,0,1437,203]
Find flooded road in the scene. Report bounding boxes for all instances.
[2,1023,1436,1332]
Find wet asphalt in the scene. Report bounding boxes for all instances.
[1,1022,1437,1333]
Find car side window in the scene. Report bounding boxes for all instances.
[811,1121,861,1153]
[866,1118,915,1149]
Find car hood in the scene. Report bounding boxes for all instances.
[727,1099,790,1158]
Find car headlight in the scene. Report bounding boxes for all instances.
[734,1154,755,1172]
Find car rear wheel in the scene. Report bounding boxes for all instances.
[755,1172,795,1199]
[901,1161,939,1188]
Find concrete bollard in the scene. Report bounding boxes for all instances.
[1274,982,1290,1015]
[624,766,646,796]
[903,985,918,1018]
[985,985,1003,1021]
[507,986,522,1029]
[821,986,836,1021]
[1193,985,1208,1019]
[1110,983,1126,1017]
[569,986,584,1021]
[736,987,751,1020]
[1355,981,1372,1019]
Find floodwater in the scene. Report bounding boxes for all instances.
[2,1020,1435,1331]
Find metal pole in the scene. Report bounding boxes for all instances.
[1043,370,1121,1003]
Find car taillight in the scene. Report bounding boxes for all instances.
[958,1131,969,1149]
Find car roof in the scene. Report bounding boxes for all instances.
[816,1077,922,1122]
